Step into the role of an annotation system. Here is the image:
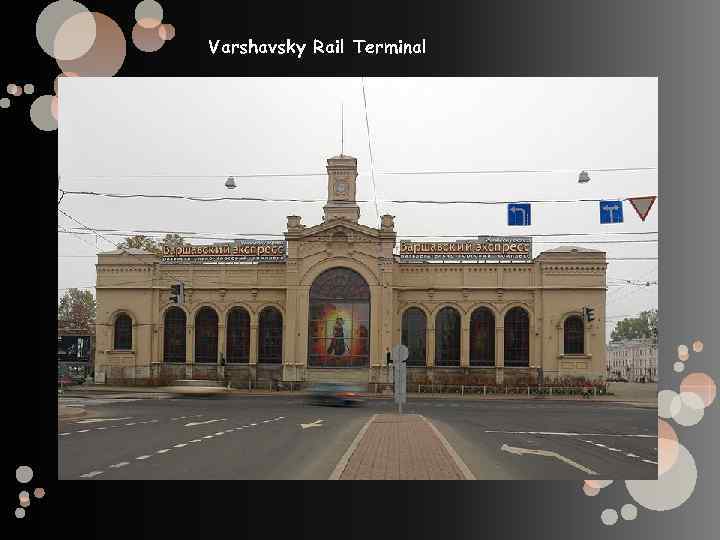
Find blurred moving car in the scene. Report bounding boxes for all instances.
[306,383,364,407]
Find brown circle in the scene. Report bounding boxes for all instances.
[57,12,126,76]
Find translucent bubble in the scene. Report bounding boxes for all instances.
[132,23,165,52]
[586,479,614,489]
[30,95,58,131]
[626,442,697,511]
[621,504,638,521]
[135,1,163,28]
[158,23,175,41]
[34,488,46,499]
[16,466,33,483]
[0,98,9,109]
[692,340,703,353]
[15,508,25,519]
[658,389,678,419]
[601,509,618,526]
[19,491,30,507]
[658,419,679,477]
[24,84,35,95]
[583,484,600,496]
[671,392,705,426]
[7,83,17,94]
[36,0,96,60]
[673,361,685,373]
[678,344,689,361]
[57,12,126,77]
[54,71,79,95]
[680,373,716,408]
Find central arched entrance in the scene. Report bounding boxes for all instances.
[308,267,370,367]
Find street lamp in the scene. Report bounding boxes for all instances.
[225,176,237,189]
[578,170,590,183]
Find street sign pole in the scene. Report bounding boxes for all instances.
[391,344,409,414]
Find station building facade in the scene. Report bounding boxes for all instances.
[94,154,608,387]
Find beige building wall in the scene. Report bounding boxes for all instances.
[94,155,607,386]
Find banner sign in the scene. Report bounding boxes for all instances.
[161,240,286,264]
[399,236,532,262]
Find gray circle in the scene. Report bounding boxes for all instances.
[658,389,678,419]
[671,392,705,426]
[135,0,164,26]
[30,95,58,131]
[620,503,638,521]
[0,98,9,109]
[15,507,25,519]
[601,509,618,526]
[24,84,35,95]
[36,0,96,60]
[673,361,685,373]
[16,465,33,483]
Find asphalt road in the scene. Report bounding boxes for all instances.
[59,395,657,480]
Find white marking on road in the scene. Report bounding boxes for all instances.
[203,435,214,439]
[214,432,225,436]
[330,414,377,480]
[96,427,107,430]
[485,430,655,438]
[80,471,104,478]
[174,443,187,448]
[250,423,257,426]
[608,448,622,452]
[190,439,202,443]
[595,443,607,448]
[642,459,658,465]
[76,417,132,424]
[300,419,324,429]
[422,415,476,480]
[501,443,598,475]
[125,423,136,426]
[77,429,90,433]
[136,455,151,460]
[184,418,227,427]
[109,462,130,469]
[157,449,170,454]
[60,432,70,436]
[627,453,639,458]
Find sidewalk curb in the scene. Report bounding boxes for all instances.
[420,415,476,480]
[329,414,378,480]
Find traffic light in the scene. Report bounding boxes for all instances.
[170,282,184,305]
[583,306,595,322]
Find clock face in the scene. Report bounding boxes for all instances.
[335,181,348,194]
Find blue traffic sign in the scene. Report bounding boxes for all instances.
[599,200,624,224]
[508,203,531,226]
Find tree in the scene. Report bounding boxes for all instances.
[611,309,658,344]
[117,235,158,252]
[158,233,186,251]
[58,288,96,329]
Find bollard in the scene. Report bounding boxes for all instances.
[461,385,464,397]
[483,385,486,396]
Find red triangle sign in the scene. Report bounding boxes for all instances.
[627,196,657,221]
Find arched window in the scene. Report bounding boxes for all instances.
[194,307,218,363]
[435,307,461,366]
[504,307,529,366]
[563,315,585,355]
[470,307,495,366]
[226,307,250,363]
[259,307,283,363]
[163,307,186,362]
[308,268,370,367]
[113,314,132,350]
[402,308,426,366]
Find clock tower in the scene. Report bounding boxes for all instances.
[323,154,360,223]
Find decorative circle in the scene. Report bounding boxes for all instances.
[658,389,678,419]
[0,98,9,109]
[620,504,638,521]
[135,1,163,28]
[658,419,679,477]
[678,344,689,361]
[670,392,705,426]
[34,487,46,499]
[692,340,704,353]
[583,484,600,496]
[57,12,126,77]
[626,442,697,511]
[54,71,79,95]
[7,83,17,95]
[16,465,33,483]
[586,479,613,489]
[15,507,25,519]
[51,96,59,121]
[601,509,618,526]
[132,23,165,52]
[36,0,96,61]
[30,95,58,131]
[158,23,175,41]
[680,372,717,408]
[673,361,685,373]
[24,84,35,95]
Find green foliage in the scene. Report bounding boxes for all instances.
[58,288,96,329]
[117,234,186,255]
[611,308,658,344]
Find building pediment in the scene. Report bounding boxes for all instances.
[288,219,388,244]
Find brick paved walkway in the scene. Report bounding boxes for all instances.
[337,414,471,480]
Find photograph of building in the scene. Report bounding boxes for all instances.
[606,338,658,383]
[94,153,607,387]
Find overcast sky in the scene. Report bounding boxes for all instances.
[58,77,658,339]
